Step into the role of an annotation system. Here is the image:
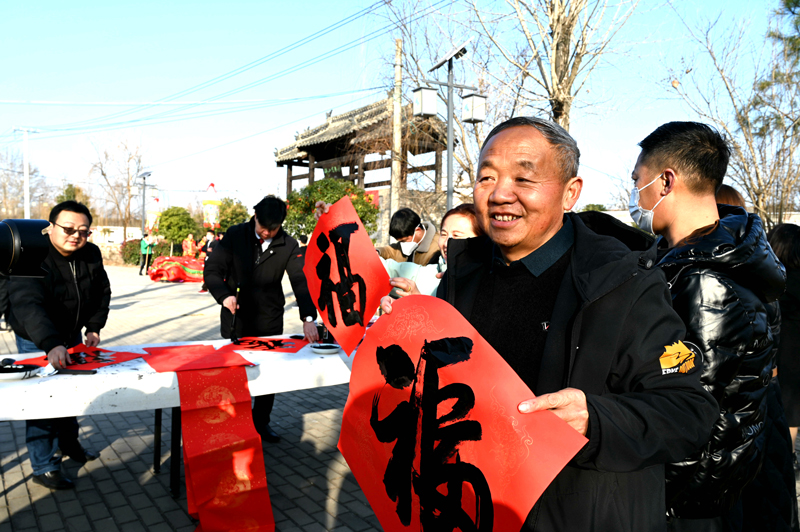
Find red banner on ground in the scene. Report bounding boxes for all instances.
[339,296,587,531]
[17,344,141,370]
[303,197,391,355]
[177,366,275,532]
[143,345,252,373]
[148,256,204,283]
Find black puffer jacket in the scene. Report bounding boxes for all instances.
[659,206,786,519]
[8,241,111,353]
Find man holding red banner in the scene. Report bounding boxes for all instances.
[381,117,718,531]
[204,195,319,443]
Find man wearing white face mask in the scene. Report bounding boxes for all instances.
[377,207,440,266]
[631,122,792,531]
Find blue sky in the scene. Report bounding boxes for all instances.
[0,0,776,215]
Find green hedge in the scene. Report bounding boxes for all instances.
[120,239,177,265]
[120,240,141,265]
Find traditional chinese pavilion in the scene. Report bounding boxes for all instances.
[275,98,448,193]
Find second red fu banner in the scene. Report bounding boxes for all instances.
[176,366,275,532]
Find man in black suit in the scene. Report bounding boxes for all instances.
[204,195,318,442]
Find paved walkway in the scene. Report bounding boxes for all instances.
[0,265,381,532]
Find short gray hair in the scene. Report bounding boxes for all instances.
[480,117,580,182]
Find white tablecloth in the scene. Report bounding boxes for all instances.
[0,338,354,421]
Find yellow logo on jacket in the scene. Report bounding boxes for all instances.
[659,341,696,375]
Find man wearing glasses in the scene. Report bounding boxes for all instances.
[8,200,111,490]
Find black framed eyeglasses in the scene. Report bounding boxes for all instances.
[54,223,92,239]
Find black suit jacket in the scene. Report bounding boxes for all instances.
[203,218,316,338]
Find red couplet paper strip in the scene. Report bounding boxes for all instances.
[143,345,252,373]
[303,197,391,355]
[216,337,309,354]
[16,344,142,370]
[338,296,588,531]
[177,367,275,532]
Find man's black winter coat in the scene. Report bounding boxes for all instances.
[438,211,718,532]
[659,205,789,520]
[8,241,111,353]
[204,219,316,338]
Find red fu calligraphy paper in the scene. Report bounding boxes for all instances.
[304,196,391,355]
[216,337,308,354]
[339,296,588,531]
[144,345,252,373]
[177,367,275,532]
[17,344,141,370]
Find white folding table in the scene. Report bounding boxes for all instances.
[0,338,354,496]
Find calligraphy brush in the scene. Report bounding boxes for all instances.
[230,285,241,345]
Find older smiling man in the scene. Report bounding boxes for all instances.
[427,117,718,531]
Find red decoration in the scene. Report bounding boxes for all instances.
[143,345,252,373]
[303,197,391,355]
[148,256,204,283]
[177,367,275,532]
[216,337,309,354]
[338,296,587,531]
[17,344,141,370]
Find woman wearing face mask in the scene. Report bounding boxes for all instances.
[381,204,483,300]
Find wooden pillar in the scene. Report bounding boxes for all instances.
[434,146,443,194]
[286,165,293,196]
[308,155,315,184]
[358,156,365,189]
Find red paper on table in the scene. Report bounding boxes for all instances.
[303,196,391,356]
[216,337,308,354]
[177,366,275,532]
[144,345,252,373]
[16,344,142,370]
[338,296,588,531]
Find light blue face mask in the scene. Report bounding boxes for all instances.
[628,173,666,234]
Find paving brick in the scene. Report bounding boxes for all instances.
[111,505,139,524]
[9,510,36,529]
[103,491,128,508]
[38,512,67,532]
[284,507,316,526]
[91,517,120,532]
[138,506,165,526]
[84,501,111,520]
[163,509,192,528]
[64,514,91,532]
[58,500,84,518]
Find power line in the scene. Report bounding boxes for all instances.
[128,0,449,125]
[34,87,383,134]
[27,0,447,136]
[0,87,385,144]
[42,1,387,131]
[149,91,384,168]
[0,97,362,106]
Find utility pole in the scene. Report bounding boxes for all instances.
[422,38,477,211]
[23,129,30,219]
[13,128,38,219]
[445,58,455,211]
[135,172,154,237]
[391,38,403,216]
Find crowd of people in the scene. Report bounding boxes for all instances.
[2,116,799,532]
